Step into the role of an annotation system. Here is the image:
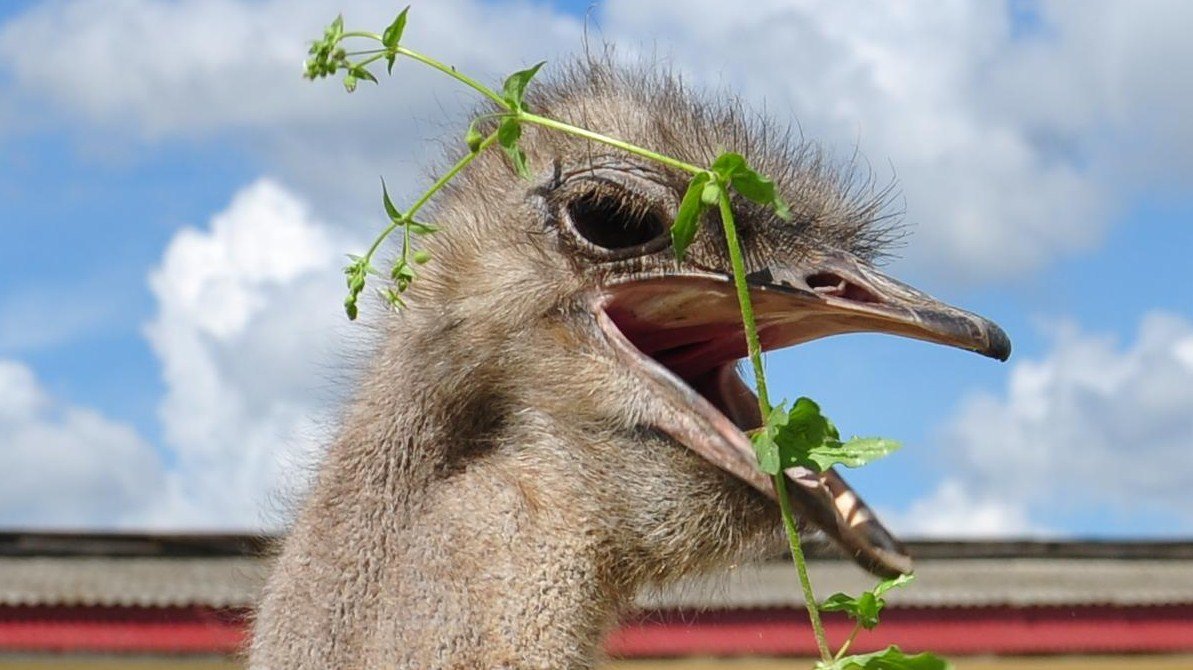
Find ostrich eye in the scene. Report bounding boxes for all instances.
[566,192,668,251]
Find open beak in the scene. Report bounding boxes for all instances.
[595,251,1010,577]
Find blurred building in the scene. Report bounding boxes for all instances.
[1,533,1192,667]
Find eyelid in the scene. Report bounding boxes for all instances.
[547,164,681,260]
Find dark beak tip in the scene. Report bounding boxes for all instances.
[985,322,1012,362]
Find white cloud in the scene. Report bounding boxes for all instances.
[0,360,166,528]
[0,179,356,530]
[898,312,1193,536]
[4,1,1184,280]
[0,0,580,135]
[143,178,357,528]
[599,0,1165,281]
[2,0,1190,533]
[991,0,1193,192]
[0,0,583,224]
[886,479,1042,538]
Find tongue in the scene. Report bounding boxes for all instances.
[706,366,913,577]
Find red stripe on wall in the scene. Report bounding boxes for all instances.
[606,606,1193,657]
[0,607,247,654]
[2,605,1192,656]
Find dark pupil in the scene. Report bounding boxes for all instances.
[568,193,666,250]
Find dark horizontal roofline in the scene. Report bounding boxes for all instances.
[3,531,1193,559]
[0,532,271,558]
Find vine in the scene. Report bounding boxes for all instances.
[305,9,947,669]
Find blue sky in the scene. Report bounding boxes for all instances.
[0,0,1190,536]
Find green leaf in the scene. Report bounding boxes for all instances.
[749,403,796,475]
[504,145,530,179]
[820,592,859,614]
[874,573,915,597]
[820,574,915,631]
[709,151,791,220]
[799,436,902,471]
[773,397,832,469]
[822,591,880,629]
[771,194,791,220]
[349,65,377,86]
[751,430,781,475]
[406,220,439,235]
[382,7,409,49]
[710,152,746,179]
[381,287,405,308]
[501,61,546,111]
[327,14,344,43]
[765,397,901,473]
[390,259,414,281]
[751,422,779,475]
[497,116,521,148]
[464,119,485,153]
[391,259,416,292]
[382,6,409,73]
[817,646,951,670]
[671,172,711,261]
[381,179,403,223]
[497,117,530,179]
[726,165,774,202]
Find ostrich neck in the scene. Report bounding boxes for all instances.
[253,322,628,669]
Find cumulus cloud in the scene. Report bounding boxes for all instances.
[888,479,1043,538]
[0,0,583,224]
[143,178,357,528]
[1,178,358,529]
[896,312,1193,536]
[0,360,166,527]
[2,0,1189,533]
[990,0,1193,192]
[600,0,1191,280]
[3,1,1186,280]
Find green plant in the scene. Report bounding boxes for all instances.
[304,9,949,668]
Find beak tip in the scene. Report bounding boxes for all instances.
[985,322,1012,362]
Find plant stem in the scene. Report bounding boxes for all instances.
[521,112,703,176]
[717,192,831,663]
[835,623,863,661]
[360,131,499,270]
[387,44,702,175]
[395,46,509,109]
[352,52,387,70]
[356,40,701,176]
[329,25,850,666]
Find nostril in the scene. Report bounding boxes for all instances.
[807,272,844,291]
[806,272,881,304]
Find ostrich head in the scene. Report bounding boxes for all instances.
[391,62,1010,583]
[252,59,1012,669]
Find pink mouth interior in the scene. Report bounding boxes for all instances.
[604,292,761,431]
[599,278,913,578]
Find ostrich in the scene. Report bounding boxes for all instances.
[250,62,1009,669]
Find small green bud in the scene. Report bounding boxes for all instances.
[413,250,431,264]
[465,123,484,153]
